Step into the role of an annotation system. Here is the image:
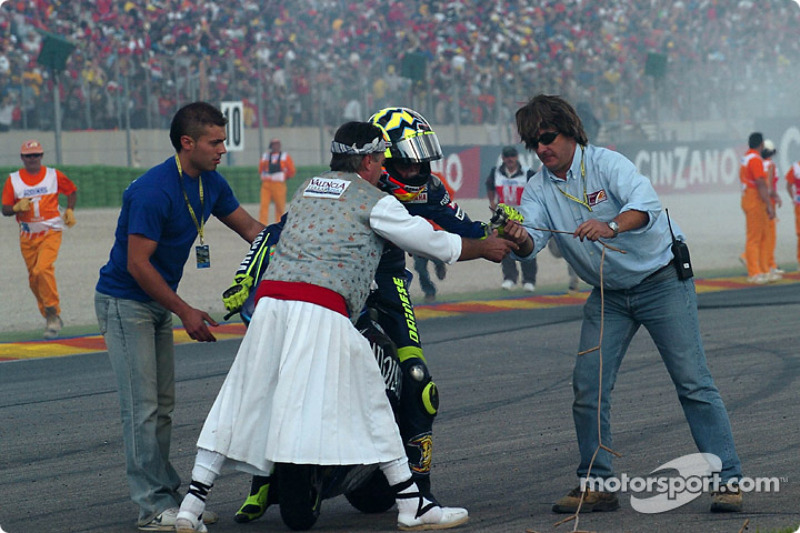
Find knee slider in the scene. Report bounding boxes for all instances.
[421,380,439,416]
[407,363,439,416]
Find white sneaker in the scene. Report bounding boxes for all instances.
[766,270,782,282]
[523,282,535,292]
[397,497,468,530]
[771,267,785,275]
[395,480,468,531]
[747,274,768,285]
[139,508,179,531]
[175,511,208,533]
[501,279,514,290]
[398,504,469,531]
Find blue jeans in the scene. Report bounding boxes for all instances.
[95,291,182,523]
[413,255,440,297]
[501,253,537,284]
[573,266,742,483]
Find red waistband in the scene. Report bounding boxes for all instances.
[255,280,349,317]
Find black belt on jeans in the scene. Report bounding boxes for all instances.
[644,260,674,281]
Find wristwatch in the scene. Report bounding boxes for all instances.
[607,220,620,238]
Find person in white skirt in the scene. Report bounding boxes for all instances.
[175,121,518,532]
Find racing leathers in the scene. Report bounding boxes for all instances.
[373,171,487,497]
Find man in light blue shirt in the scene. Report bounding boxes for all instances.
[504,94,742,514]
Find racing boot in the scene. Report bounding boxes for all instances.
[394,478,468,531]
[234,475,274,523]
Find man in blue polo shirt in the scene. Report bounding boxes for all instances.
[504,94,743,515]
[95,101,263,531]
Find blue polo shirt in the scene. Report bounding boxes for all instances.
[96,157,239,302]
[515,144,682,290]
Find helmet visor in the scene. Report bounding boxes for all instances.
[390,131,442,162]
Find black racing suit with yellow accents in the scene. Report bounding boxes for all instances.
[232,173,487,500]
[375,171,487,496]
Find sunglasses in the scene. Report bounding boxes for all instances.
[22,153,43,159]
[529,131,559,149]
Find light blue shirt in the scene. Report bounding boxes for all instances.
[515,144,682,290]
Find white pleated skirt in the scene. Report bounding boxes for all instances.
[196,297,405,475]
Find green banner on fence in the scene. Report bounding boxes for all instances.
[0,165,328,208]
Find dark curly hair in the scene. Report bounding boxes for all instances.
[515,94,588,150]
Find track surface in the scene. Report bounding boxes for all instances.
[2,283,800,533]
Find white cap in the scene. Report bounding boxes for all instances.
[763,139,775,151]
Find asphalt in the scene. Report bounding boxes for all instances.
[1,276,799,533]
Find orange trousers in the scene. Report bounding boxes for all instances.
[741,189,771,276]
[20,229,63,317]
[765,208,777,271]
[259,180,287,224]
[795,204,800,265]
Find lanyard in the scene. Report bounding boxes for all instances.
[555,147,592,212]
[175,154,205,244]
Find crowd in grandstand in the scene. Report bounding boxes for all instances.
[1,0,799,136]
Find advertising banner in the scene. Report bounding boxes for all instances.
[434,123,800,199]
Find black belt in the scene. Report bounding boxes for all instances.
[644,260,674,281]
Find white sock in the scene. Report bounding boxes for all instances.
[193,448,225,484]
[179,448,226,520]
[380,457,411,487]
